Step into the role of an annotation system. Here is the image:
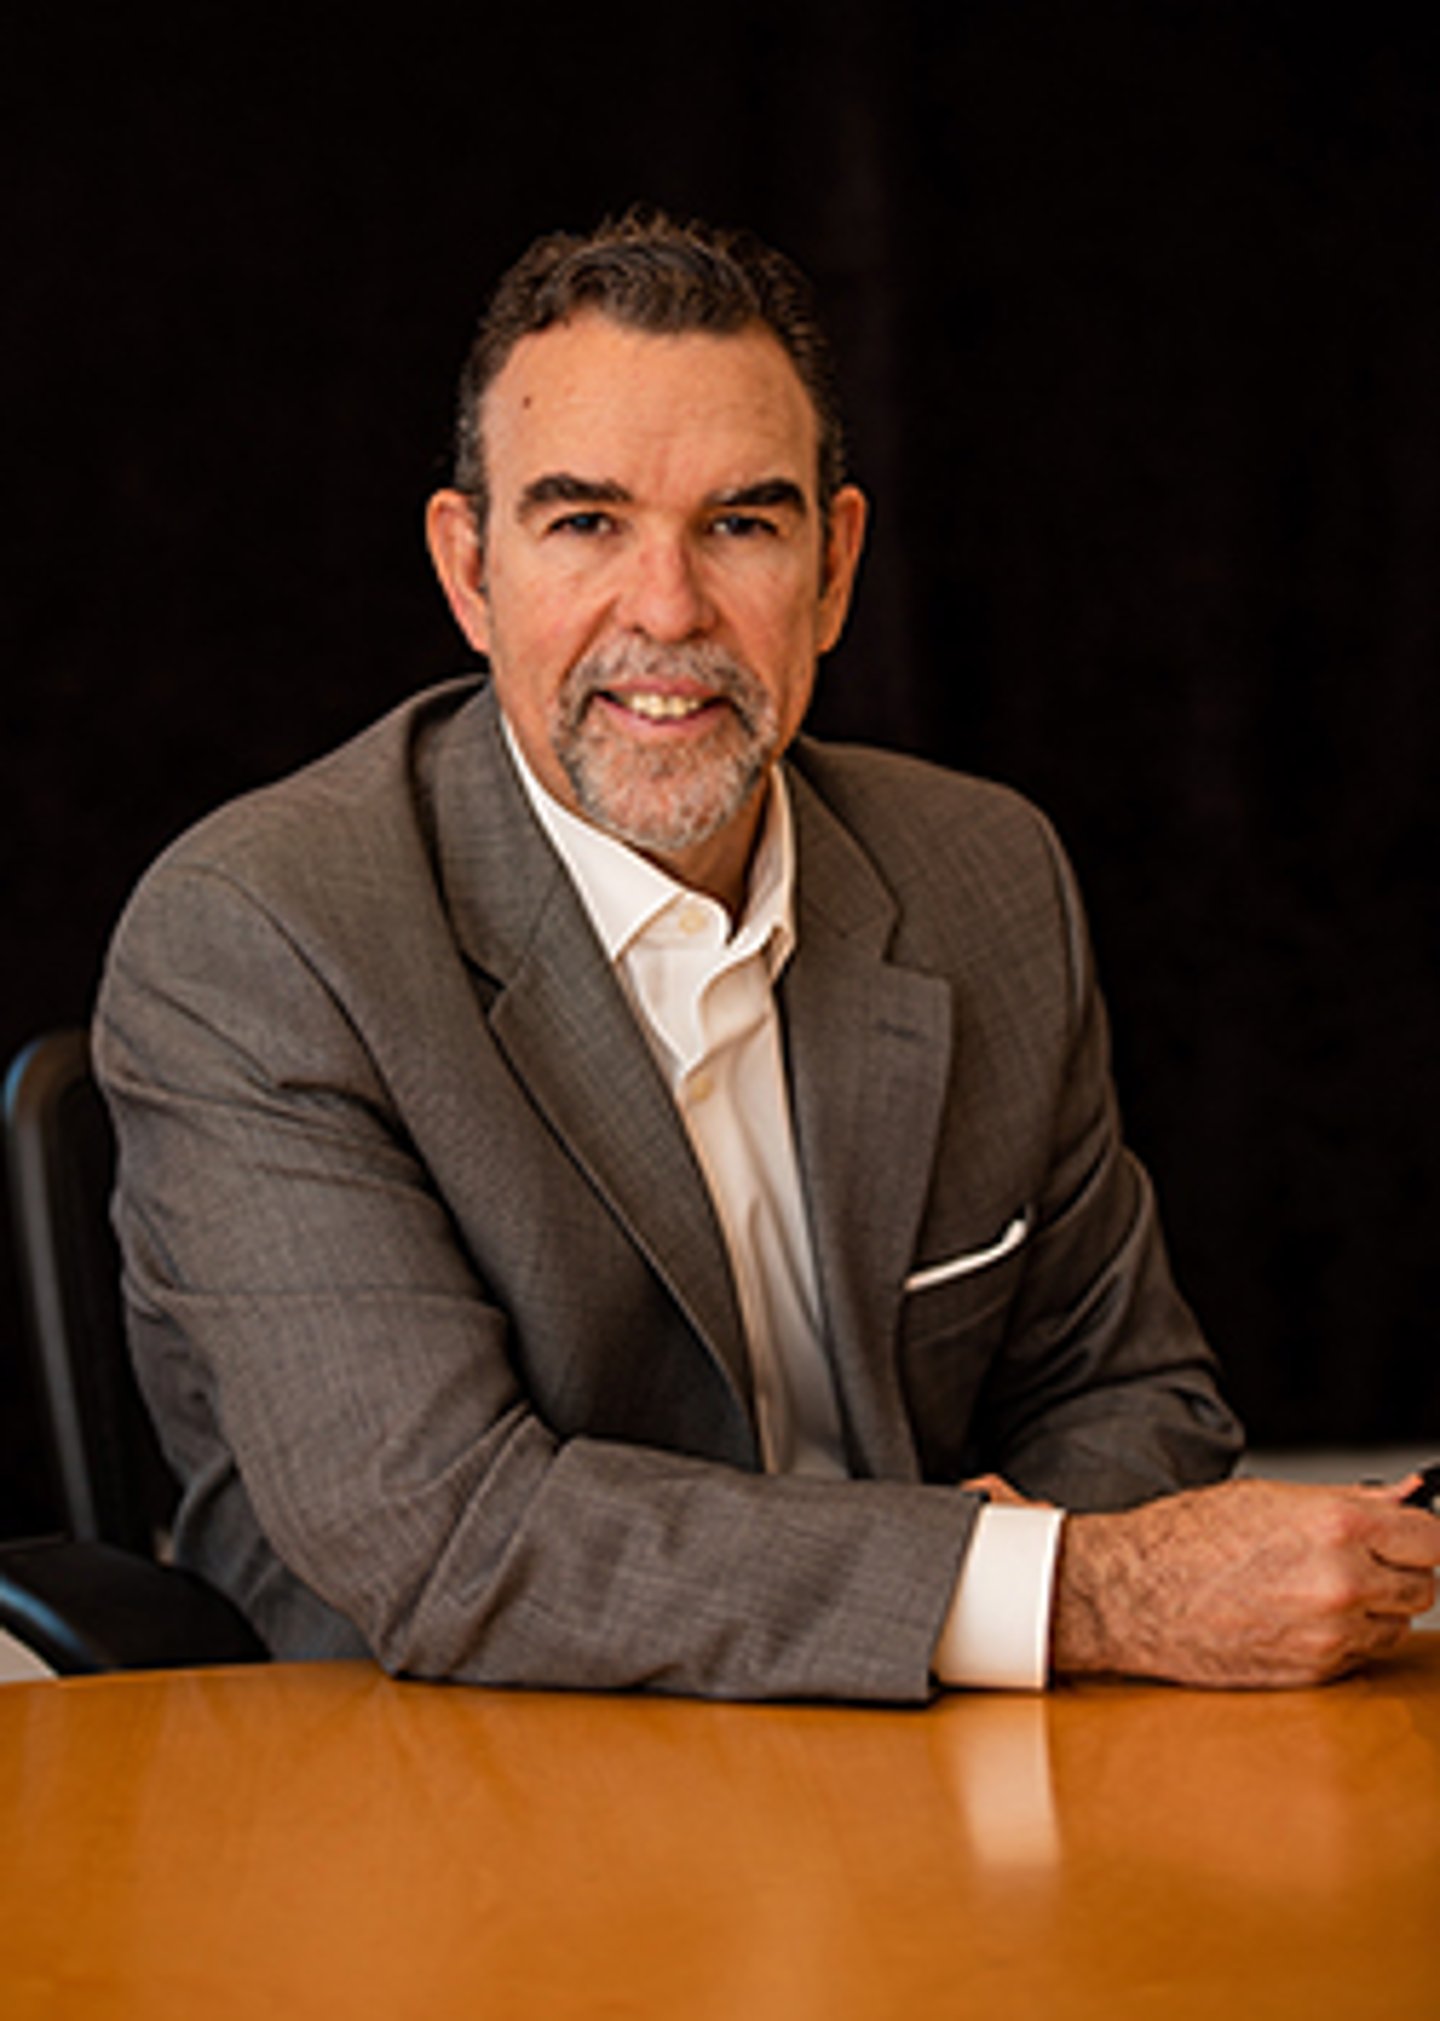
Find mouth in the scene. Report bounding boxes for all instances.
[597,688,726,728]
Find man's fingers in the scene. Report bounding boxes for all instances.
[1362,1563,1437,1617]
[1354,1467,1440,1513]
[1358,1614,1414,1661]
[1354,1473,1424,1503]
[1357,1501,1440,1570]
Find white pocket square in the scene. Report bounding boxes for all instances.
[903,1209,1033,1294]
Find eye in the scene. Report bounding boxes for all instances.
[709,512,779,539]
[546,510,618,538]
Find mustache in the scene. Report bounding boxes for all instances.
[556,638,771,733]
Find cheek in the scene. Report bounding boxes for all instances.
[731,563,823,650]
[753,637,820,743]
[485,572,602,684]
[742,591,825,697]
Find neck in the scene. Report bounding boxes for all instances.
[639,788,769,921]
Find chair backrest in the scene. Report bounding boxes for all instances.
[4,1030,177,1552]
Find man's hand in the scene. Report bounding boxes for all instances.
[1051,1475,1440,1687]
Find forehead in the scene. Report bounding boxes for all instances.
[480,314,821,497]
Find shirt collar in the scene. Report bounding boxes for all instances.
[501,712,796,974]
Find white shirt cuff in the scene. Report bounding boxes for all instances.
[933,1504,1065,1690]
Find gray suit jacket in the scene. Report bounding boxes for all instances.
[95,679,1239,1701]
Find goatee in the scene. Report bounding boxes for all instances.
[551,638,779,857]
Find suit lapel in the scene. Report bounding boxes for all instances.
[488,896,756,1413]
[433,686,753,1417]
[782,762,953,1480]
[431,689,952,1469]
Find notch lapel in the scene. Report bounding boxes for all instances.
[434,687,753,1420]
[489,894,755,1415]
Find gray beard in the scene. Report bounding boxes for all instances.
[551,638,779,858]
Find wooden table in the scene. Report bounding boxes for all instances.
[3,1636,1437,2019]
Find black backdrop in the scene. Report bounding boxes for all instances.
[5,3,1439,1535]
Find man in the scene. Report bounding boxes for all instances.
[94,212,1440,1700]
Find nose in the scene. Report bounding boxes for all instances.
[614,532,714,641]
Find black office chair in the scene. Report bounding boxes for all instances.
[2,1029,267,1673]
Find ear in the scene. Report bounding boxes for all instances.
[815,484,868,655]
[425,489,492,656]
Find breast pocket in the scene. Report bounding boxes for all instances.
[902,1209,1031,1302]
[897,1211,1032,1475]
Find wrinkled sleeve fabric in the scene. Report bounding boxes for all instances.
[96,843,979,1703]
[969,812,1242,1513]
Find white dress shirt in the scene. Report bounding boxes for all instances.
[504,723,1061,1687]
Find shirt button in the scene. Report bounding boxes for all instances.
[677,902,709,936]
[688,1071,715,1103]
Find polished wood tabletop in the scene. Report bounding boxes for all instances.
[3,1635,1437,2019]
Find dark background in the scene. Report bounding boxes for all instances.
[5,2,1438,1535]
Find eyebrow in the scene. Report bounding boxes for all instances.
[516,473,632,520]
[709,479,808,515]
[514,472,811,521]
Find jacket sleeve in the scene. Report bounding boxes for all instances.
[95,850,980,1703]
[961,811,1243,1509]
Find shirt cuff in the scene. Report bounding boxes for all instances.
[933,1504,1065,1690]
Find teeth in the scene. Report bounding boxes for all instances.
[620,692,709,722]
